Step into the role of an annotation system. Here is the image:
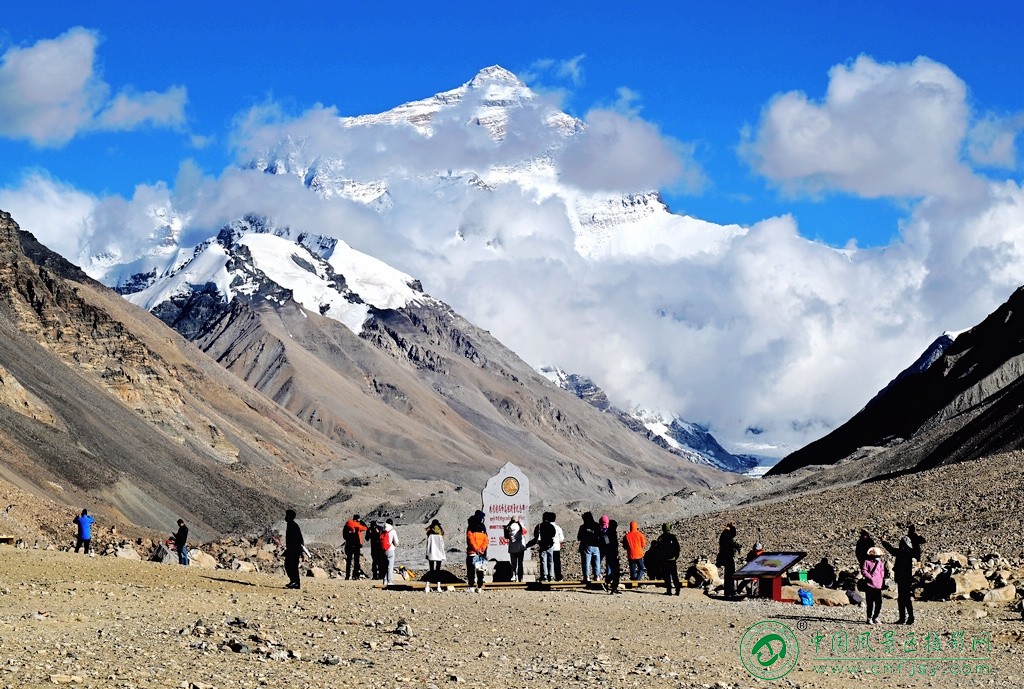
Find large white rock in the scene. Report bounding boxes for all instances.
[115,546,141,561]
[981,585,1017,603]
[188,549,218,570]
[952,570,990,595]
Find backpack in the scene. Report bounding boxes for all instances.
[378,528,391,551]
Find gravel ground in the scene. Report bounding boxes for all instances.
[1,546,1022,689]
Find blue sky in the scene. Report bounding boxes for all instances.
[3,2,1021,248]
[3,4,1024,455]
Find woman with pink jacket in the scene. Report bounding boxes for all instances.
[861,546,886,625]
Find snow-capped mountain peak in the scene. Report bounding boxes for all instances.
[123,214,431,336]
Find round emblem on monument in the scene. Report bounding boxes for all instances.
[501,477,520,496]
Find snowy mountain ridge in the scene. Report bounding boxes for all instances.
[540,366,755,473]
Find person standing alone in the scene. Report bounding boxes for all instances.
[284,509,307,590]
[172,518,189,566]
[73,509,94,554]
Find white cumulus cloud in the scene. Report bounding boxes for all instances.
[0,27,187,147]
[742,55,983,200]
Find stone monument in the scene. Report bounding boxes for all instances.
[481,461,530,563]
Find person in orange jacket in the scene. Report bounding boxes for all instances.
[465,511,489,592]
[623,521,648,580]
[343,514,368,580]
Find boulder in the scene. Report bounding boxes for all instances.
[115,546,141,560]
[308,566,329,579]
[812,588,850,606]
[952,570,990,596]
[232,560,257,573]
[981,585,1017,603]
[694,561,722,586]
[188,550,218,570]
[933,552,968,567]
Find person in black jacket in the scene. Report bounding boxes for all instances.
[172,519,189,566]
[882,525,924,625]
[577,512,601,584]
[600,517,621,594]
[659,523,681,595]
[284,509,306,590]
[716,523,739,598]
[855,529,875,566]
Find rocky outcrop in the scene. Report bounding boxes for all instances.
[771,286,1024,478]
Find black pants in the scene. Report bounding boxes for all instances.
[345,546,362,579]
[428,560,442,571]
[553,551,563,581]
[896,581,914,622]
[371,549,384,580]
[509,551,524,581]
[722,560,736,596]
[604,554,621,592]
[663,559,680,593]
[285,552,301,588]
[75,537,91,554]
[866,587,882,621]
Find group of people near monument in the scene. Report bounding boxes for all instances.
[69,506,928,620]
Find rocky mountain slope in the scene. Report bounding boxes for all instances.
[0,208,733,546]
[769,285,1024,478]
[112,213,732,501]
[0,209,429,538]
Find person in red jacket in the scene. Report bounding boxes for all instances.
[622,521,648,580]
[343,514,368,580]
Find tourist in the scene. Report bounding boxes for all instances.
[534,512,557,582]
[658,523,681,595]
[716,523,739,598]
[623,521,648,581]
[424,519,446,592]
[172,518,189,566]
[73,509,94,554]
[738,541,765,596]
[343,514,368,580]
[466,512,489,592]
[882,526,923,625]
[284,509,306,590]
[551,513,565,581]
[577,512,601,584]
[861,546,886,624]
[381,518,399,587]
[808,557,837,588]
[367,520,384,580]
[601,517,622,594]
[505,516,527,582]
[856,529,875,566]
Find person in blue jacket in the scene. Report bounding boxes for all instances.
[73,509,94,554]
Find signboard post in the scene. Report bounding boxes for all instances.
[481,462,530,563]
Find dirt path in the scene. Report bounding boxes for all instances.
[1,546,1021,688]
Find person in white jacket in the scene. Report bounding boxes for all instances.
[424,519,446,593]
[381,519,399,587]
